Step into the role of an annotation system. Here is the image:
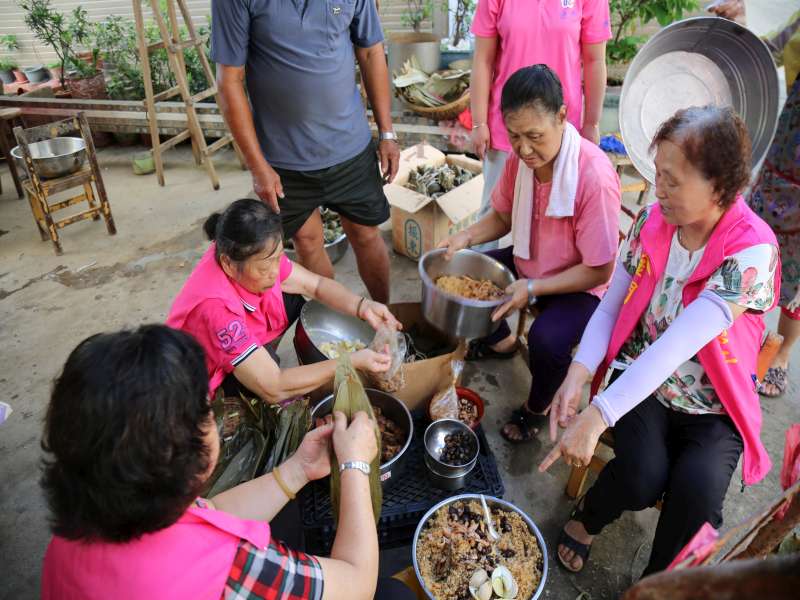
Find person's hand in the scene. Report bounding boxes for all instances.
[437,230,472,260]
[351,348,391,374]
[285,416,335,483]
[252,164,284,213]
[471,124,490,160]
[580,122,600,145]
[547,361,592,440]
[359,299,401,332]
[333,410,378,464]
[707,0,744,20]
[491,279,530,322]
[378,139,400,183]
[538,404,607,473]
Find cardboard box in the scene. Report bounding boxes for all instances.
[384,144,484,261]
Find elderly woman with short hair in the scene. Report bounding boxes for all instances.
[540,105,781,576]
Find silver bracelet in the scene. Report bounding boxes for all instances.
[527,279,538,305]
[471,123,487,130]
[340,461,371,476]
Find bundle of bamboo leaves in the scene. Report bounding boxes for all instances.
[393,56,470,108]
[329,354,383,524]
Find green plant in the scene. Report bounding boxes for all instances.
[607,0,698,65]
[402,0,434,33]
[0,59,17,72]
[0,34,20,52]
[450,0,475,47]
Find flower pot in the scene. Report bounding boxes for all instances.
[22,65,51,83]
[48,66,63,83]
[387,32,441,75]
[0,68,15,85]
[67,72,107,99]
[13,69,28,83]
[132,151,155,175]
[439,50,472,70]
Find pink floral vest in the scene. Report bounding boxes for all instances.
[42,504,269,600]
[592,197,781,485]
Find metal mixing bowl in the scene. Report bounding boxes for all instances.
[284,233,349,265]
[11,137,87,179]
[310,388,413,488]
[412,494,549,600]
[293,300,375,365]
[423,418,479,476]
[419,248,516,339]
[620,16,779,183]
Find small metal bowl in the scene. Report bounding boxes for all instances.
[284,232,349,265]
[293,299,376,365]
[11,137,87,179]
[423,453,474,491]
[423,418,479,476]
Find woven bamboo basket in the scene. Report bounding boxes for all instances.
[402,92,470,122]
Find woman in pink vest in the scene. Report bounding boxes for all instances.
[538,106,781,575]
[167,199,398,403]
[41,325,415,600]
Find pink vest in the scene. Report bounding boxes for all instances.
[42,505,270,600]
[592,197,781,486]
[166,244,289,392]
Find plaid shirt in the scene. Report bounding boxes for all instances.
[222,537,324,600]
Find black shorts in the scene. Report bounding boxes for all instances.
[274,140,390,240]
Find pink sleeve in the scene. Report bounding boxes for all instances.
[185,299,259,372]
[279,255,293,283]
[490,156,518,214]
[471,0,500,37]
[581,0,612,44]
[574,159,620,267]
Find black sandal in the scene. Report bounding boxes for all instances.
[557,500,592,573]
[500,408,547,443]
[466,338,517,361]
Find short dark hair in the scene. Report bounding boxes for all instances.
[204,198,282,265]
[651,105,752,208]
[41,325,212,542]
[501,64,564,117]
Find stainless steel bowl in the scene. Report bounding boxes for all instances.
[293,300,376,365]
[620,16,779,183]
[11,137,87,179]
[423,418,479,476]
[412,494,549,600]
[423,452,475,491]
[419,248,516,339]
[310,388,413,488]
[284,233,349,265]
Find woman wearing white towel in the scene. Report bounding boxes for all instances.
[438,65,621,442]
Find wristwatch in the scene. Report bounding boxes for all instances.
[527,279,538,306]
[379,131,399,143]
[340,461,371,476]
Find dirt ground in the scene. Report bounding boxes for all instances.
[1,146,797,599]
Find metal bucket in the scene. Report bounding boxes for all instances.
[620,16,780,183]
[387,32,441,75]
[293,300,375,365]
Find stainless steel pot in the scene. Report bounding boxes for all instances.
[419,249,516,339]
[11,137,87,179]
[620,16,780,183]
[284,233,349,265]
[310,389,413,488]
[293,300,375,365]
[412,494,549,600]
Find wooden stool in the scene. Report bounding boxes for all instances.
[0,107,25,198]
[13,112,116,255]
[608,152,650,205]
[564,331,785,501]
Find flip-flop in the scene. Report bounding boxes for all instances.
[500,408,547,443]
[758,366,788,397]
[557,499,592,573]
[466,338,517,361]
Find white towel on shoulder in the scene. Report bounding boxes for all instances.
[512,122,582,260]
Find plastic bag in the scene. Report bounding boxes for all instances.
[429,360,464,421]
[367,325,407,392]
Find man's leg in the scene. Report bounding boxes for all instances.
[339,216,390,303]
[292,209,335,280]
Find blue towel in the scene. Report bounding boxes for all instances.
[600,135,626,155]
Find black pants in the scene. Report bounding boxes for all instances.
[581,390,743,575]
[221,292,306,398]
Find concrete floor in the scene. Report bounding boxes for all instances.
[1,146,798,599]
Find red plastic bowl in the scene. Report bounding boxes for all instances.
[428,386,485,429]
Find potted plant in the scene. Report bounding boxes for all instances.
[0,34,20,84]
[47,60,62,81]
[388,0,441,76]
[441,0,475,68]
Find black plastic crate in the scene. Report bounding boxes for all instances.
[300,413,504,555]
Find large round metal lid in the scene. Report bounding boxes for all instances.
[620,17,780,184]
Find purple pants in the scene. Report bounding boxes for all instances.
[482,247,600,413]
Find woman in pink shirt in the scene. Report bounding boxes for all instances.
[167,199,399,404]
[439,65,620,442]
[470,0,612,250]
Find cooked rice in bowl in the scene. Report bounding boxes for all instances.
[416,499,544,600]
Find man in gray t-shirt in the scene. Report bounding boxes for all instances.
[212,0,398,303]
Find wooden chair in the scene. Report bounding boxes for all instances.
[0,107,25,198]
[13,112,116,255]
[608,152,651,205]
[565,330,786,500]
